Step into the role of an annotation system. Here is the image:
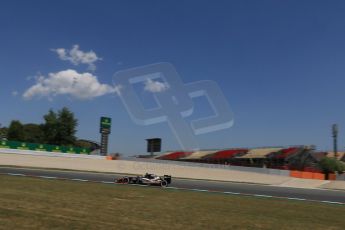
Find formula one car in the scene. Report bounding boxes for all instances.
[114,173,172,187]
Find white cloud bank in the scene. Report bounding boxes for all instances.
[51,45,102,71]
[23,69,121,100]
[144,79,169,93]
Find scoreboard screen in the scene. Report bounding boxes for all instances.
[146,138,161,153]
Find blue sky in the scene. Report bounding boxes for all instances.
[1,0,345,154]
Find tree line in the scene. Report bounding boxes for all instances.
[0,107,79,147]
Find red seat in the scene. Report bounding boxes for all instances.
[157,151,193,160]
[273,147,299,159]
[203,149,248,160]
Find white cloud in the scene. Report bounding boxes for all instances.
[23,69,120,100]
[12,91,18,96]
[144,79,169,93]
[51,45,102,71]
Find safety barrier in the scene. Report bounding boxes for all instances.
[336,174,345,181]
[289,170,330,180]
[121,157,290,176]
[0,140,90,154]
[127,158,340,180]
[0,148,104,159]
[325,173,338,180]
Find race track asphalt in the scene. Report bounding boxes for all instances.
[0,166,344,204]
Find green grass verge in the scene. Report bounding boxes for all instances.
[0,175,344,230]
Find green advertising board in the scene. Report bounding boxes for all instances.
[99,117,111,134]
[0,140,91,155]
[99,117,111,155]
[100,117,112,129]
[101,117,111,129]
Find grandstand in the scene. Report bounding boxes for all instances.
[201,149,248,164]
[152,145,341,172]
[232,147,282,167]
[175,150,216,162]
[267,147,310,169]
[325,152,345,161]
[156,151,193,160]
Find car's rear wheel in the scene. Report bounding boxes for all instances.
[160,180,168,187]
[122,177,130,184]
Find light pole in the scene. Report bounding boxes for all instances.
[332,124,338,159]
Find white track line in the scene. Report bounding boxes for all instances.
[287,197,307,201]
[39,176,58,179]
[223,191,241,195]
[70,178,89,182]
[100,181,114,184]
[321,201,344,205]
[253,194,273,198]
[7,173,26,176]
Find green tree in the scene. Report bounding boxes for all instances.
[4,107,79,146]
[42,107,78,146]
[318,157,345,179]
[55,107,78,146]
[7,120,25,141]
[42,110,59,144]
[23,123,44,143]
[0,126,8,140]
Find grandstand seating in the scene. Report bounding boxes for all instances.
[326,152,345,161]
[270,147,300,159]
[180,151,218,161]
[203,149,248,160]
[156,151,193,160]
[231,148,282,167]
[267,147,308,170]
[152,146,339,173]
[238,148,282,159]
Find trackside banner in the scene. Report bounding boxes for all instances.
[0,140,91,154]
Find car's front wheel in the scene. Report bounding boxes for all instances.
[160,180,168,187]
